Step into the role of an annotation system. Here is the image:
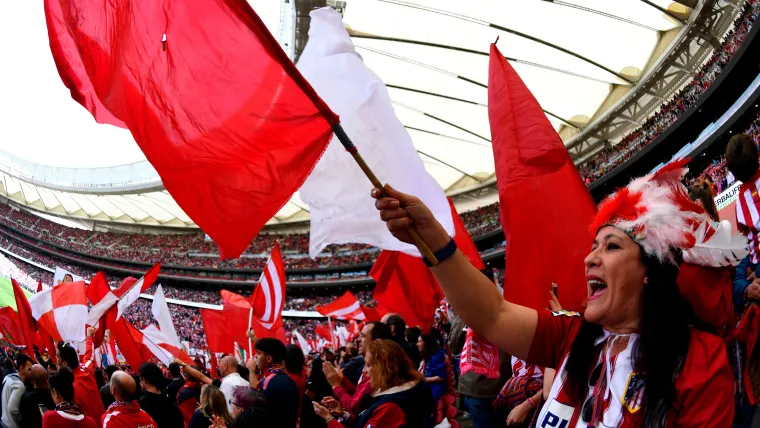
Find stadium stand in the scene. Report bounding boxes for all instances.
[578,0,760,184]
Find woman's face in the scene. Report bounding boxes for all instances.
[306,360,313,378]
[417,336,424,353]
[583,226,646,332]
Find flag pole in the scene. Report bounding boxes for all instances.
[331,123,439,264]
[248,308,254,359]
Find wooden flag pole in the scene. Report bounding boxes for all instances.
[331,123,439,265]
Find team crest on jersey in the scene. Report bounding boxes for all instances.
[622,372,646,414]
[551,310,580,317]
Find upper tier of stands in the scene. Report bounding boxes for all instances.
[578,0,760,184]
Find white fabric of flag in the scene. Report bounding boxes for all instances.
[294,331,311,356]
[151,285,181,348]
[117,275,145,319]
[298,7,454,258]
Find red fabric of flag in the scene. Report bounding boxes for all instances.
[35,326,57,363]
[12,279,37,357]
[0,307,24,346]
[86,272,113,347]
[488,43,595,312]
[315,324,333,342]
[110,318,153,370]
[45,0,339,259]
[200,309,243,355]
[370,251,443,329]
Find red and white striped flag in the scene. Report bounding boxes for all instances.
[315,291,365,321]
[29,281,87,342]
[86,264,161,326]
[251,243,286,330]
[140,325,194,366]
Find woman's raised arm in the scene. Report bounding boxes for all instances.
[372,185,538,359]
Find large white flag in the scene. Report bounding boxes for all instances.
[298,8,454,258]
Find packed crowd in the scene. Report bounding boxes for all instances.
[578,0,760,184]
[0,198,504,271]
[687,111,760,194]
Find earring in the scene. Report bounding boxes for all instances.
[644,276,648,284]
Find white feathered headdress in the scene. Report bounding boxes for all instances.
[591,158,747,267]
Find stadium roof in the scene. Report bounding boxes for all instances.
[0,0,689,228]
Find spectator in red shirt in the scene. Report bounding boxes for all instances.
[313,339,434,427]
[321,322,391,414]
[102,371,157,428]
[42,367,97,428]
[56,327,105,422]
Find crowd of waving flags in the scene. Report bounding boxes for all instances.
[0,1,601,366]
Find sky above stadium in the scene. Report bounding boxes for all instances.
[0,0,280,169]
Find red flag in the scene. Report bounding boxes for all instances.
[86,272,113,347]
[200,309,242,355]
[208,348,219,379]
[251,244,287,331]
[370,252,443,329]
[35,326,57,363]
[12,279,37,357]
[86,265,161,327]
[224,290,286,343]
[360,305,384,322]
[488,43,594,312]
[46,0,338,259]
[36,281,42,293]
[315,324,333,342]
[316,292,365,320]
[110,318,154,370]
[0,307,24,346]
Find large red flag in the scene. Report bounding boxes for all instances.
[45,0,339,259]
[110,318,154,370]
[86,272,115,347]
[488,43,594,312]
[200,307,250,355]
[12,279,37,357]
[370,252,442,329]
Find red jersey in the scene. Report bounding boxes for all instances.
[735,169,760,263]
[326,402,405,428]
[334,373,373,414]
[529,310,734,427]
[102,401,157,428]
[42,410,98,428]
[74,337,105,422]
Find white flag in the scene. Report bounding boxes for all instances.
[151,285,181,348]
[298,8,454,258]
[294,331,311,356]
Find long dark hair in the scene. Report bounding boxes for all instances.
[564,250,710,427]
